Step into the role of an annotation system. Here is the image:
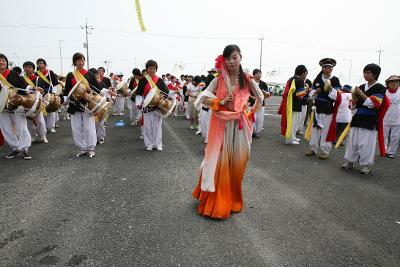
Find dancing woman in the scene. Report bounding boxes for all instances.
[192,45,264,219]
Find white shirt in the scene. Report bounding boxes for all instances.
[187,83,200,97]
[384,89,400,125]
[336,92,352,123]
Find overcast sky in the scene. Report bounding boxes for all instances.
[1,0,399,84]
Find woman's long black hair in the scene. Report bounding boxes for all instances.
[222,44,246,89]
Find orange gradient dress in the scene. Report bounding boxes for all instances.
[192,75,263,219]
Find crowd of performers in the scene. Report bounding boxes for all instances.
[0,45,399,219]
[279,58,399,175]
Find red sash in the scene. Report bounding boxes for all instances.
[2,69,11,79]
[278,79,291,136]
[0,129,4,146]
[71,69,88,86]
[326,91,342,142]
[378,95,391,156]
[143,75,159,96]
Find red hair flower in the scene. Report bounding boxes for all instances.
[215,55,224,71]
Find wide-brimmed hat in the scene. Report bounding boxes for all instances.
[319,58,337,67]
[385,75,400,84]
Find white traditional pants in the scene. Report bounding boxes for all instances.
[45,112,56,130]
[253,106,265,134]
[27,112,47,141]
[70,111,97,151]
[344,127,377,166]
[384,124,400,155]
[298,105,307,132]
[129,99,140,122]
[96,119,106,141]
[0,108,31,151]
[199,109,211,142]
[309,113,333,154]
[143,111,162,148]
[113,95,125,114]
[287,111,302,142]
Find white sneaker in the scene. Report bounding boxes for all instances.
[294,137,301,142]
[360,165,371,175]
[190,125,195,130]
[88,151,95,158]
[156,145,163,151]
[98,139,105,144]
[285,140,300,145]
[50,128,56,133]
[146,146,153,151]
[76,150,87,157]
[195,130,201,135]
[139,135,144,140]
[40,138,48,144]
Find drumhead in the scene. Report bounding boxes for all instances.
[54,84,63,95]
[0,85,9,112]
[143,88,157,108]
[67,79,82,99]
[25,92,40,117]
[160,98,177,119]
[89,95,107,114]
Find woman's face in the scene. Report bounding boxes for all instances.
[388,81,397,90]
[98,69,105,76]
[147,66,157,77]
[0,58,7,70]
[224,51,241,72]
[37,61,46,70]
[75,58,85,69]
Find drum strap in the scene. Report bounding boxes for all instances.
[0,73,13,88]
[37,70,51,85]
[73,70,90,89]
[23,75,35,87]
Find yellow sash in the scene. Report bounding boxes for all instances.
[305,110,314,141]
[335,123,351,148]
[285,79,296,140]
[0,73,13,88]
[37,70,51,85]
[144,75,159,91]
[23,75,35,87]
[73,70,90,89]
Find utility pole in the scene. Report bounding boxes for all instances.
[58,40,63,74]
[259,36,264,71]
[81,19,94,69]
[377,46,384,66]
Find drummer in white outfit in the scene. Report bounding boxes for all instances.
[22,61,48,143]
[0,54,38,159]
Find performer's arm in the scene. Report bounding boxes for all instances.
[249,79,264,113]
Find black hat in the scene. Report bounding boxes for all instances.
[319,58,337,67]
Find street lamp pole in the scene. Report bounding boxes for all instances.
[59,40,64,74]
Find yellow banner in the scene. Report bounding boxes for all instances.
[135,0,147,32]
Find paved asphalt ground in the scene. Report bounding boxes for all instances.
[0,96,399,266]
